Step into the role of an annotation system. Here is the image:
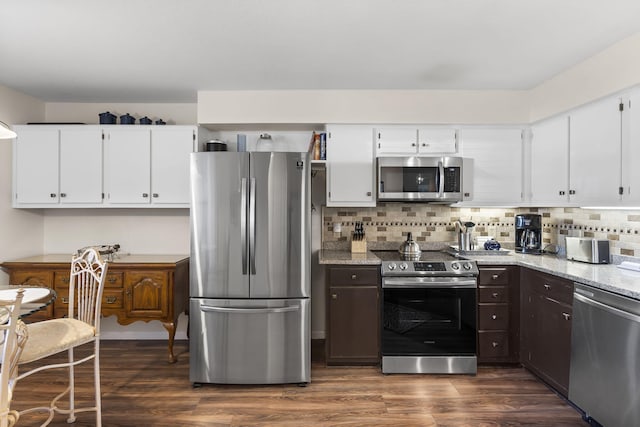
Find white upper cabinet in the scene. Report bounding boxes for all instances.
[621,88,640,205]
[104,126,195,206]
[530,115,570,206]
[13,126,103,207]
[375,126,458,155]
[326,125,376,207]
[458,128,523,206]
[150,127,195,205]
[568,96,622,206]
[417,127,458,154]
[375,127,418,155]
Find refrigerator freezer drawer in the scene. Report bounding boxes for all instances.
[189,297,310,384]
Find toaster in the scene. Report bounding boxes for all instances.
[565,237,610,264]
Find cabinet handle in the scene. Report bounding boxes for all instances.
[411,143,416,147]
[50,193,57,198]
[544,284,551,290]
[569,190,576,195]
[126,289,131,296]
[351,274,357,280]
[422,143,427,147]
[491,314,497,320]
[331,294,337,300]
[366,191,372,196]
[108,277,117,283]
[491,292,499,298]
[492,274,499,280]
[562,312,571,321]
[106,296,117,304]
[153,193,159,198]
[492,342,499,348]
[559,190,565,196]
[142,193,149,198]
[60,193,67,198]
[62,297,69,304]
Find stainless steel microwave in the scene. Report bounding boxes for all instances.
[377,156,472,202]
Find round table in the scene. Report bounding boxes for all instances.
[0,287,57,320]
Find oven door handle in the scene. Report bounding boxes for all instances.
[382,277,477,288]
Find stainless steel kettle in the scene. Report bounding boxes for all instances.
[398,232,421,258]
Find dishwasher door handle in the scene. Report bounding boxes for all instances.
[574,292,640,324]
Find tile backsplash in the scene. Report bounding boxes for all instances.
[322,204,640,257]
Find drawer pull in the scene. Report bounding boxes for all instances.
[351,274,357,280]
[562,312,571,321]
[106,296,117,304]
[491,314,497,320]
[331,294,338,300]
[492,341,499,348]
[108,277,117,284]
[544,284,551,290]
[62,297,69,304]
[492,292,499,298]
[61,277,69,284]
[492,274,499,280]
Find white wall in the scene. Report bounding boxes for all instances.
[0,85,46,286]
[529,32,640,122]
[45,102,197,125]
[198,90,531,125]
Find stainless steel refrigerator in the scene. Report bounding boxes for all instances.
[189,151,311,385]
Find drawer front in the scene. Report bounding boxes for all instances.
[11,271,52,287]
[479,268,509,285]
[105,272,124,288]
[479,286,509,303]
[329,267,379,285]
[478,331,510,358]
[54,271,72,287]
[478,304,509,330]
[527,270,573,304]
[55,287,123,311]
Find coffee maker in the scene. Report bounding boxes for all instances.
[515,213,542,253]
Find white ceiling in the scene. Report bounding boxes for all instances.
[2,0,640,103]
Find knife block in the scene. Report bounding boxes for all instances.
[351,237,367,253]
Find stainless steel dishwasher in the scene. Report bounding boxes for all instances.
[569,283,640,427]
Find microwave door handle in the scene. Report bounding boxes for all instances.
[438,160,445,197]
[249,177,257,275]
[240,178,248,274]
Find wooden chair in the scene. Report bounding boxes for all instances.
[0,289,28,427]
[16,247,108,426]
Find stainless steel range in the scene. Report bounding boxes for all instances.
[378,250,478,374]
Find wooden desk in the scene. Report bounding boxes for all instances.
[0,254,189,363]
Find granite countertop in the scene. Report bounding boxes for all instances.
[319,249,640,301]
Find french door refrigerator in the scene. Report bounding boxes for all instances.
[189,151,311,385]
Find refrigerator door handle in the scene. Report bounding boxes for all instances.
[240,177,248,274]
[199,304,300,314]
[249,177,257,275]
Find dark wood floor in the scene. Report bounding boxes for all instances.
[11,340,585,426]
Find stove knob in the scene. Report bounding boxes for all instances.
[399,262,408,270]
[463,262,472,270]
[451,262,460,270]
[388,263,397,271]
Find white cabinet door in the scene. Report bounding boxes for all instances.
[417,127,458,154]
[14,127,59,205]
[622,89,640,205]
[458,128,523,205]
[105,128,151,204]
[150,127,195,205]
[326,125,376,207]
[530,116,570,205]
[569,96,621,206]
[375,127,418,155]
[59,128,103,204]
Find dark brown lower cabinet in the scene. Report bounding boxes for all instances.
[326,265,380,365]
[520,268,573,397]
[477,266,520,364]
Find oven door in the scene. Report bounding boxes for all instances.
[381,277,477,373]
